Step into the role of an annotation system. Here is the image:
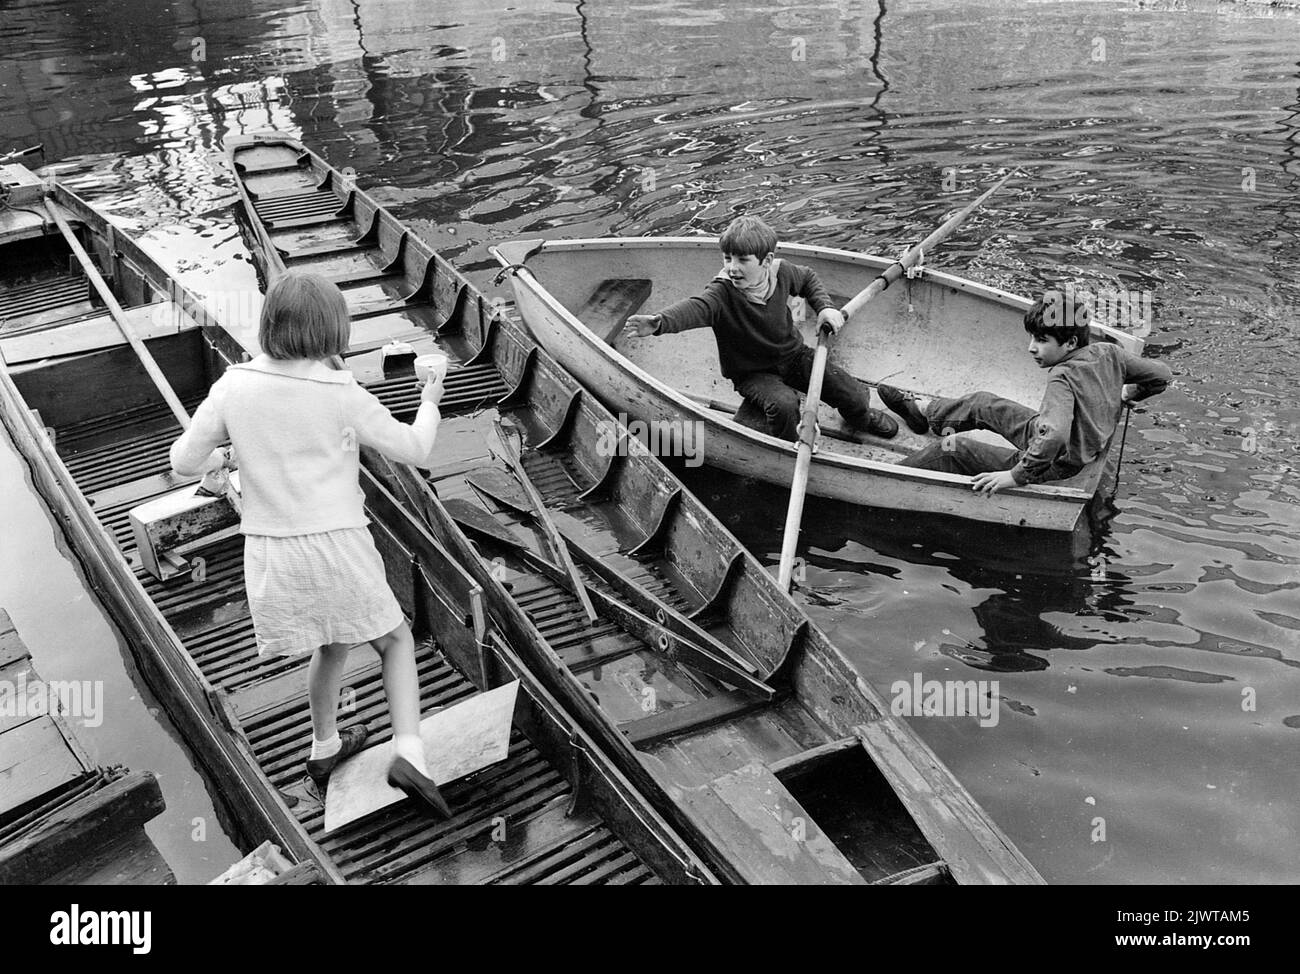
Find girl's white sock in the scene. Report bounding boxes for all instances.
[310,732,341,761]
[393,734,428,776]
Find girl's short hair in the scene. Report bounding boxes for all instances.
[719,216,779,260]
[258,272,351,360]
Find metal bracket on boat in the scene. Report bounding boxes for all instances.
[491,240,546,285]
[903,246,925,279]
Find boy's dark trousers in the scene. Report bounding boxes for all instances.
[899,390,1081,481]
[732,346,875,441]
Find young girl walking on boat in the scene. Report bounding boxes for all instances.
[170,271,452,817]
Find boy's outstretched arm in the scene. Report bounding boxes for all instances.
[624,287,724,341]
[1120,348,1173,404]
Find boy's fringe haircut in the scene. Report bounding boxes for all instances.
[719,215,779,259]
[259,272,352,360]
[1024,294,1090,348]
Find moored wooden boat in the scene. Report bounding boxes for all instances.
[0,608,174,885]
[489,235,1149,533]
[0,165,718,885]
[227,133,1045,884]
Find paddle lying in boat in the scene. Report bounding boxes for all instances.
[777,170,1018,591]
[487,418,598,624]
[0,166,718,886]
[225,132,1046,884]
[489,232,1150,534]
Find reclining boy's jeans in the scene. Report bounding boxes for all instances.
[899,390,1081,483]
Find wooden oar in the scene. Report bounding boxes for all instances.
[775,169,1019,591]
[463,467,761,676]
[44,198,193,429]
[445,498,773,700]
[485,419,598,624]
[43,195,240,512]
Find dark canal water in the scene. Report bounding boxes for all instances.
[2,0,1297,883]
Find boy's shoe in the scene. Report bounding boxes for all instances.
[859,408,899,439]
[305,724,371,790]
[387,756,454,819]
[877,384,930,435]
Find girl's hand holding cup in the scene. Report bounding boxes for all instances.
[415,352,449,406]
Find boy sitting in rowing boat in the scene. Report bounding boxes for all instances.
[877,295,1172,493]
[623,215,898,441]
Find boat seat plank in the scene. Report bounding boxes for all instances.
[0,302,185,365]
[86,469,200,514]
[264,213,351,232]
[678,763,865,885]
[578,279,652,344]
[402,797,601,886]
[619,690,766,747]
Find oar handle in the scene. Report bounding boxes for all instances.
[43,197,193,431]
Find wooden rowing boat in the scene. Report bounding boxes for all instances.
[227,133,1045,884]
[0,608,173,884]
[0,163,718,885]
[489,236,1149,532]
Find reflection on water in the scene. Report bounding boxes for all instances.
[2,0,1297,882]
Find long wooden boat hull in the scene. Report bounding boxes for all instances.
[490,236,1148,532]
[226,134,1045,884]
[0,173,717,885]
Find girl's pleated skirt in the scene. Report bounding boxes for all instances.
[243,526,404,657]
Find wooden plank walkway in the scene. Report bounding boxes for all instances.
[0,608,174,884]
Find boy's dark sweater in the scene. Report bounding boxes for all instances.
[654,260,833,380]
[1013,341,1172,484]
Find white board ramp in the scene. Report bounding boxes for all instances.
[323,680,519,834]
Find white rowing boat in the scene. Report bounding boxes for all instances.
[491,236,1147,532]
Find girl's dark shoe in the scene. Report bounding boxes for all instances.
[877,384,931,435]
[305,724,371,790]
[387,756,453,819]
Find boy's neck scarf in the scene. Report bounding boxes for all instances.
[716,258,781,305]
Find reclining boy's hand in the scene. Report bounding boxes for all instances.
[970,469,1017,495]
[817,308,845,335]
[624,314,661,339]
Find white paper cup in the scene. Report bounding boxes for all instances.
[414,352,449,385]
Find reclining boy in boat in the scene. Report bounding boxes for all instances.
[623,215,899,441]
[877,295,1173,494]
